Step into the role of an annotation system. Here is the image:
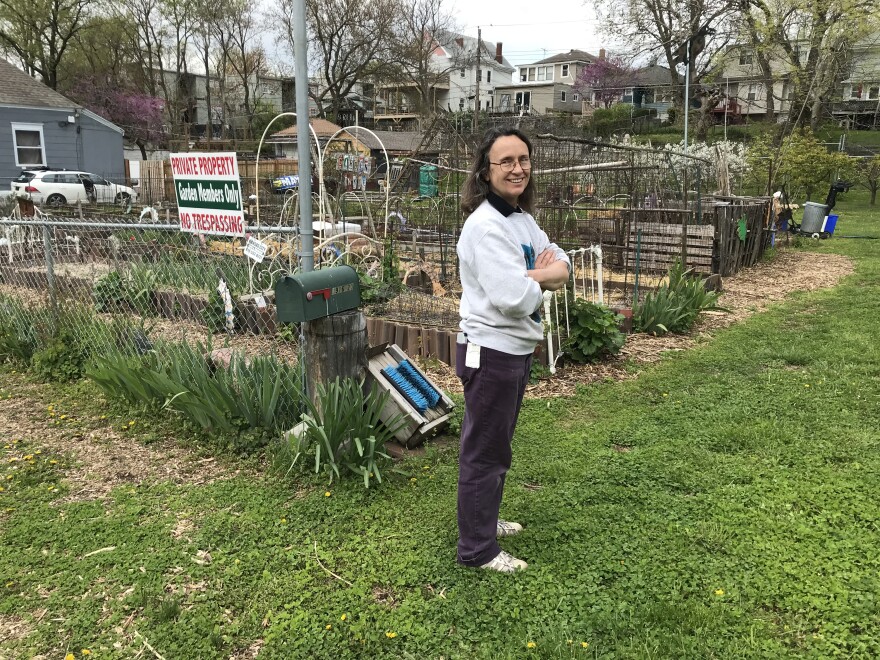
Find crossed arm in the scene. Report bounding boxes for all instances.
[527,249,570,291]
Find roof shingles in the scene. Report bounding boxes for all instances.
[0,59,78,109]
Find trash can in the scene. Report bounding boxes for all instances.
[801,201,828,234]
[418,165,438,197]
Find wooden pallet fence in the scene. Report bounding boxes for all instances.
[625,221,714,274]
[712,199,772,276]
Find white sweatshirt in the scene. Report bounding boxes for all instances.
[457,198,570,355]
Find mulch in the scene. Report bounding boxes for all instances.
[417,250,855,399]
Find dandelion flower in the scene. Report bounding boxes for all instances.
[82,651,92,656]
[280,518,286,524]
[581,642,589,648]
[60,415,67,420]
[326,624,332,630]
[0,487,4,492]
[65,654,75,660]
[100,415,107,420]
[410,478,417,483]
[49,460,58,465]
[324,491,331,497]
[385,631,397,639]
[340,614,346,621]
[129,420,135,426]
[527,641,536,649]
[714,588,724,596]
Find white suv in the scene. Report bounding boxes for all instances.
[11,169,138,206]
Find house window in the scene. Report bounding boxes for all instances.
[515,91,531,110]
[747,84,758,101]
[623,87,634,102]
[487,70,491,83]
[573,93,580,102]
[562,64,570,78]
[11,123,46,167]
[500,93,511,109]
[739,50,753,66]
[528,67,535,81]
[868,85,880,100]
[561,91,567,102]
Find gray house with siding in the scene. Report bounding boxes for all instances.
[0,59,125,189]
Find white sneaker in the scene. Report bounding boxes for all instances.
[496,520,524,537]
[480,550,528,573]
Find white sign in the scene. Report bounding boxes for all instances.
[169,152,245,238]
[244,236,268,263]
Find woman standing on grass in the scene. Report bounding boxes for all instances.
[455,127,570,573]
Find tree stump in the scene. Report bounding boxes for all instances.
[303,310,367,412]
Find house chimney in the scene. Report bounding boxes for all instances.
[599,48,606,60]
[455,37,464,48]
[496,43,503,63]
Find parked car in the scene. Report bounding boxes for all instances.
[10,169,138,206]
[269,174,299,193]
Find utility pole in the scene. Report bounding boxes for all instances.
[683,36,691,156]
[474,27,481,133]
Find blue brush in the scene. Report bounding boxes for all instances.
[397,360,441,408]
[381,366,429,412]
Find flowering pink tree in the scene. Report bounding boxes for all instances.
[575,56,634,109]
[68,78,167,159]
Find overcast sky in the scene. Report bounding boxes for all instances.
[448,0,608,67]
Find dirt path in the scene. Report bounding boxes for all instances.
[421,251,855,398]
[0,378,239,503]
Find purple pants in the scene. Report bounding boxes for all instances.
[456,341,532,566]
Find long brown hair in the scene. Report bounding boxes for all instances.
[461,126,535,215]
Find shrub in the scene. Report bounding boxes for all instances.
[0,295,38,364]
[634,260,726,335]
[87,340,304,440]
[286,377,407,487]
[93,268,156,316]
[202,287,233,333]
[93,271,128,312]
[562,299,625,363]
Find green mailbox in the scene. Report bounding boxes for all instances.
[275,265,361,323]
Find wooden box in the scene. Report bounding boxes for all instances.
[367,343,455,449]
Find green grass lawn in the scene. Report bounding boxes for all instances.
[1,196,878,659]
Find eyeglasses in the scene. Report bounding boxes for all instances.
[488,156,532,172]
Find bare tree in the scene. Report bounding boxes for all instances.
[0,0,91,88]
[222,0,267,139]
[594,0,734,121]
[192,0,234,143]
[387,0,461,116]
[276,0,397,123]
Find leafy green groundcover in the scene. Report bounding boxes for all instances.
[1,197,878,659]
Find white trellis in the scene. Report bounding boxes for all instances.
[542,245,605,375]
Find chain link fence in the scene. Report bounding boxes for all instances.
[1,132,772,417]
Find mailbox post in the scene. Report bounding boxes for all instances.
[275,265,366,410]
